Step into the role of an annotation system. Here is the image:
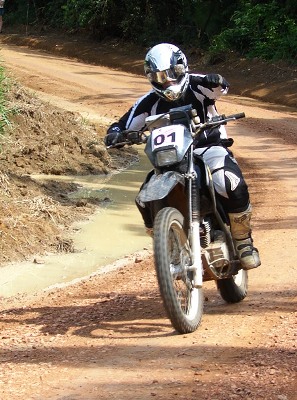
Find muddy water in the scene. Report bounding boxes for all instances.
[0,150,153,298]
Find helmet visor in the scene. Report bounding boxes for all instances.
[147,69,178,85]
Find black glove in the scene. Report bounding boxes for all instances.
[104,125,123,147]
[203,74,229,90]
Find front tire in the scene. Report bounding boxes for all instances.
[217,269,248,303]
[154,207,203,334]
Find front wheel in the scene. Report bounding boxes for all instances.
[217,269,248,303]
[154,207,203,334]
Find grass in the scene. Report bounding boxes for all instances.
[0,62,12,135]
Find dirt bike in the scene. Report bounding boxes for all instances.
[108,104,248,334]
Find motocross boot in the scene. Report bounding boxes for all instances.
[228,205,261,270]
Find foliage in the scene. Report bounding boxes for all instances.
[4,0,297,62]
[5,0,238,45]
[117,0,241,47]
[210,1,297,61]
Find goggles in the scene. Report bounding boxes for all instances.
[147,69,177,84]
[147,64,186,85]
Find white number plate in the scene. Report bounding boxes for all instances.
[151,125,185,151]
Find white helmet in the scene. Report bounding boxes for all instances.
[144,43,189,101]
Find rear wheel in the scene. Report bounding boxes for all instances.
[217,269,248,303]
[154,207,203,333]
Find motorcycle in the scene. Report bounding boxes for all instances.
[108,104,248,334]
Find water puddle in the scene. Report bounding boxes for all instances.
[0,149,153,298]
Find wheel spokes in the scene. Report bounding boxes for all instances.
[168,225,193,314]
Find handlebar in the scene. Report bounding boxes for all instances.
[106,130,147,148]
[106,109,246,148]
[194,112,245,134]
[227,112,245,120]
[205,112,245,124]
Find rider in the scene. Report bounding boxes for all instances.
[105,43,261,270]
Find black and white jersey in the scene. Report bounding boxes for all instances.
[112,74,229,146]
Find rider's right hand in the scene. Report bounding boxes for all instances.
[104,125,123,147]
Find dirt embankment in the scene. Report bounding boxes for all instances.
[0,60,138,264]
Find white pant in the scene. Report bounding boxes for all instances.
[194,146,242,202]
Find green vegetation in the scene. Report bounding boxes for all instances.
[0,65,11,135]
[210,1,297,61]
[4,0,297,62]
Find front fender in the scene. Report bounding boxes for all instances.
[137,171,185,203]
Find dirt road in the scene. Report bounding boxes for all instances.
[0,40,296,400]
[0,42,150,130]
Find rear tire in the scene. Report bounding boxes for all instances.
[217,269,248,303]
[154,207,203,333]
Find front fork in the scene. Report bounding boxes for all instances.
[187,150,203,288]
